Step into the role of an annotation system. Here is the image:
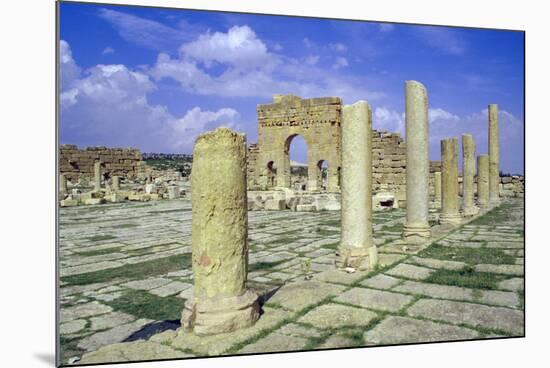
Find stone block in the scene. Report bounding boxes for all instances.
[296,204,317,212]
[264,199,286,210]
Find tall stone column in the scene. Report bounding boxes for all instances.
[477,154,490,209]
[462,134,479,216]
[93,161,101,192]
[434,171,442,208]
[402,80,431,243]
[488,104,500,205]
[337,101,375,268]
[181,127,260,336]
[440,138,462,225]
[112,176,120,191]
[60,174,67,196]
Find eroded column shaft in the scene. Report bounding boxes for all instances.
[402,81,431,243]
[434,171,442,207]
[60,174,67,196]
[477,154,490,209]
[440,138,462,225]
[182,127,259,336]
[488,104,500,205]
[462,134,478,216]
[93,161,101,192]
[338,101,373,267]
[112,176,120,191]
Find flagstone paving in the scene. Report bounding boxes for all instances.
[58,197,524,365]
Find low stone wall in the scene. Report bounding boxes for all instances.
[60,144,146,181]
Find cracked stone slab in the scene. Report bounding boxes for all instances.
[474,264,524,276]
[149,281,192,297]
[77,318,153,352]
[298,303,377,329]
[90,311,136,331]
[393,280,472,302]
[236,332,308,354]
[364,316,479,345]
[497,277,524,291]
[407,299,524,335]
[312,269,369,285]
[61,301,113,323]
[79,340,192,364]
[334,287,413,312]
[60,319,87,335]
[265,281,346,312]
[360,274,401,289]
[121,278,172,291]
[385,263,435,280]
[277,323,323,339]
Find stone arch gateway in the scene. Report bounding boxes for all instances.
[255,94,342,192]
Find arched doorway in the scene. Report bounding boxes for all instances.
[317,160,328,191]
[285,134,308,191]
[266,161,276,188]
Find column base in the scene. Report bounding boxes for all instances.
[181,289,260,336]
[462,206,480,217]
[402,224,431,244]
[336,245,371,269]
[439,212,463,226]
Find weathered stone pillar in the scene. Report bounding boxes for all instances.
[477,154,490,209]
[60,174,67,196]
[112,176,120,191]
[402,81,431,243]
[337,101,374,268]
[93,161,101,192]
[434,171,442,207]
[440,138,462,225]
[181,127,260,336]
[488,104,500,205]
[462,134,479,216]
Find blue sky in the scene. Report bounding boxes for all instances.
[59,2,524,174]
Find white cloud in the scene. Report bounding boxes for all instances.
[273,43,283,51]
[373,107,405,135]
[180,26,272,69]
[379,24,395,33]
[102,46,115,55]
[59,40,241,152]
[59,40,80,90]
[332,57,349,69]
[98,8,195,51]
[416,26,466,55]
[429,108,459,123]
[150,25,384,103]
[304,55,320,65]
[329,43,347,52]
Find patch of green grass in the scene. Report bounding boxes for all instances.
[320,219,340,227]
[469,202,517,226]
[380,223,403,233]
[424,267,508,290]
[248,259,288,273]
[86,234,117,242]
[110,223,139,229]
[104,289,186,321]
[320,242,339,250]
[270,236,300,245]
[147,208,190,214]
[77,247,122,257]
[419,243,516,265]
[61,253,191,286]
[59,335,86,365]
[314,227,340,236]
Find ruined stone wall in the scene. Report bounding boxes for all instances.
[372,131,406,198]
[255,94,342,191]
[59,144,145,181]
[247,143,259,189]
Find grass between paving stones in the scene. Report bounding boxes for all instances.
[423,267,508,290]
[380,223,404,233]
[61,253,191,286]
[104,289,186,321]
[248,259,289,273]
[469,202,517,226]
[106,223,139,229]
[147,208,191,214]
[77,247,123,257]
[85,234,117,242]
[60,335,87,365]
[418,243,516,265]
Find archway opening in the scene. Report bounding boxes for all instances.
[266,161,276,188]
[317,160,328,191]
[285,134,308,191]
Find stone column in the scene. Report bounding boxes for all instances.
[477,154,490,209]
[93,161,101,192]
[462,134,479,216]
[60,174,67,196]
[434,171,442,208]
[440,138,462,225]
[337,101,375,268]
[488,104,500,205]
[112,176,120,191]
[181,127,260,336]
[402,81,431,243]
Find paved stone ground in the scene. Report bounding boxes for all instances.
[58,197,524,365]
